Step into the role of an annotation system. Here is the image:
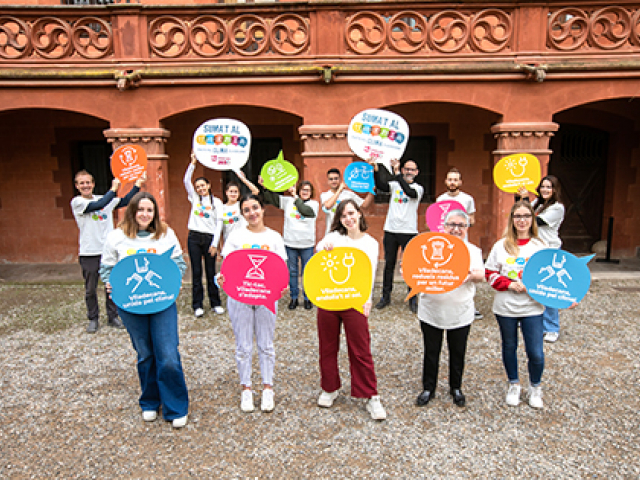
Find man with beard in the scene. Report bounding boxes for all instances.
[369,158,424,313]
[436,167,476,226]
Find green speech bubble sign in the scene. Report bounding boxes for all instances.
[260,151,299,192]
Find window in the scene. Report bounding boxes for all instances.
[75,141,113,195]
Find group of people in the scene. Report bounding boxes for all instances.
[71,153,565,427]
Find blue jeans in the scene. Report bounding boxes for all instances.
[119,303,189,420]
[495,314,544,386]
[542,307,560,333]
[286,246,314,301]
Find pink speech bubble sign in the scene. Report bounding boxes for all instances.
[426,200,466,233]
[220,249,289,313]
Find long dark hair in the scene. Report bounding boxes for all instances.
[120,192,167,239]
[330,199,368,235]
[223,180,241,204]
[535,175,562,214]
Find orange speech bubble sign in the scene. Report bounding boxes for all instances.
[493,153,541,194]
[402,232,471,300]
[111,145,147,183]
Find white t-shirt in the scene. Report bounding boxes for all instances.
[436,191,476,215]
[532,200,564,249]
[221,226,287,262]
[279,196,319,249]
[222,202,246,240]
[320,189,363,235]
[101,227,183,268]
[485,238,547,317]
[316,231,379,302]
[71,195,120,256]
[383,180,424,234]
[418,242,484,329]
[187,194,223,240]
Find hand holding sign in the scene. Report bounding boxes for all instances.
[344,162,375,194]
[494,153,541,194]
[303,247,372,314]
[348,109,409,174]
[522,249,595,309]
[426,200,466,233]
[192,118,251,172]
[260,151,299,192]
[220,249,289,313]
[402,233,470,299]
[111,145,147,183]
[110,249,182,314]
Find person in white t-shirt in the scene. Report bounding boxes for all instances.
[370,158,424,313]
[262,180,319,310]
[485,200,547,409]
[436,167,476,225]
[219,194,288,414]
[184,154,225,318]
[221,172,260,247]
[315,199,387,421]
[320,168,373,237]
[99,192,189,429]
[436,167,482,320]
[517,175,565,343]
[416,210,484,408]
[71,169,145,333]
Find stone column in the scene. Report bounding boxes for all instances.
[103,128,172,222]
[490,122,559,243]
[299,125,356,235]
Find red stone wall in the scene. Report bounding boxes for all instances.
[0,109,109,263]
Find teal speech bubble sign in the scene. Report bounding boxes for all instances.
[260,151,299,192]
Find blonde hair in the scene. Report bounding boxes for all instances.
[504,200,539,256]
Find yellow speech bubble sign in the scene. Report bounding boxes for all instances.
[303,247,372,314]
[493,153,541,194]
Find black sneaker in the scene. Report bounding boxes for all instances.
[375,296,390,309]
[288,299,298,310]
[86,319,99,334]
[107,317,125,329]
[303,299,313,310]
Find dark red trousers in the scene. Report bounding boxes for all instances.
[317,308,378,398]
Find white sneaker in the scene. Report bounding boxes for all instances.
[194,308,205,318]
[261,389,275,412]
[366,395,387,420]
[506,383,521,406]
[172,415,188,428]
[241,390,254,412]
[213,306,225,315]
[317,390,339,408]
[142,410,157,422]
[529,386,544,409]
[474,309,483,320]
[544,332,559,343]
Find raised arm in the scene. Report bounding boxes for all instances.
[237,170,260,195]
[183,153,198,198]
[82,178,119,213]
[116,172,146,209]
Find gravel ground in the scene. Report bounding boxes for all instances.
[1,277,639,479]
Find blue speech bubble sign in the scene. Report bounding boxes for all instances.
[522,249,595,309]
[110,248,182,314]
[344,162,375,194]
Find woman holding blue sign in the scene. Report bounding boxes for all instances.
[100,192,189,428]
[518,176,565,343]
[218,194,287,414]
[315,199,387,421]
[261,179,319,310]
[485,200,547,409]
[185,153,225,318]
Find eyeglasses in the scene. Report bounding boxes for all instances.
[403,168,418,172]
[513,214,532,220]
[444,222,468,229]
